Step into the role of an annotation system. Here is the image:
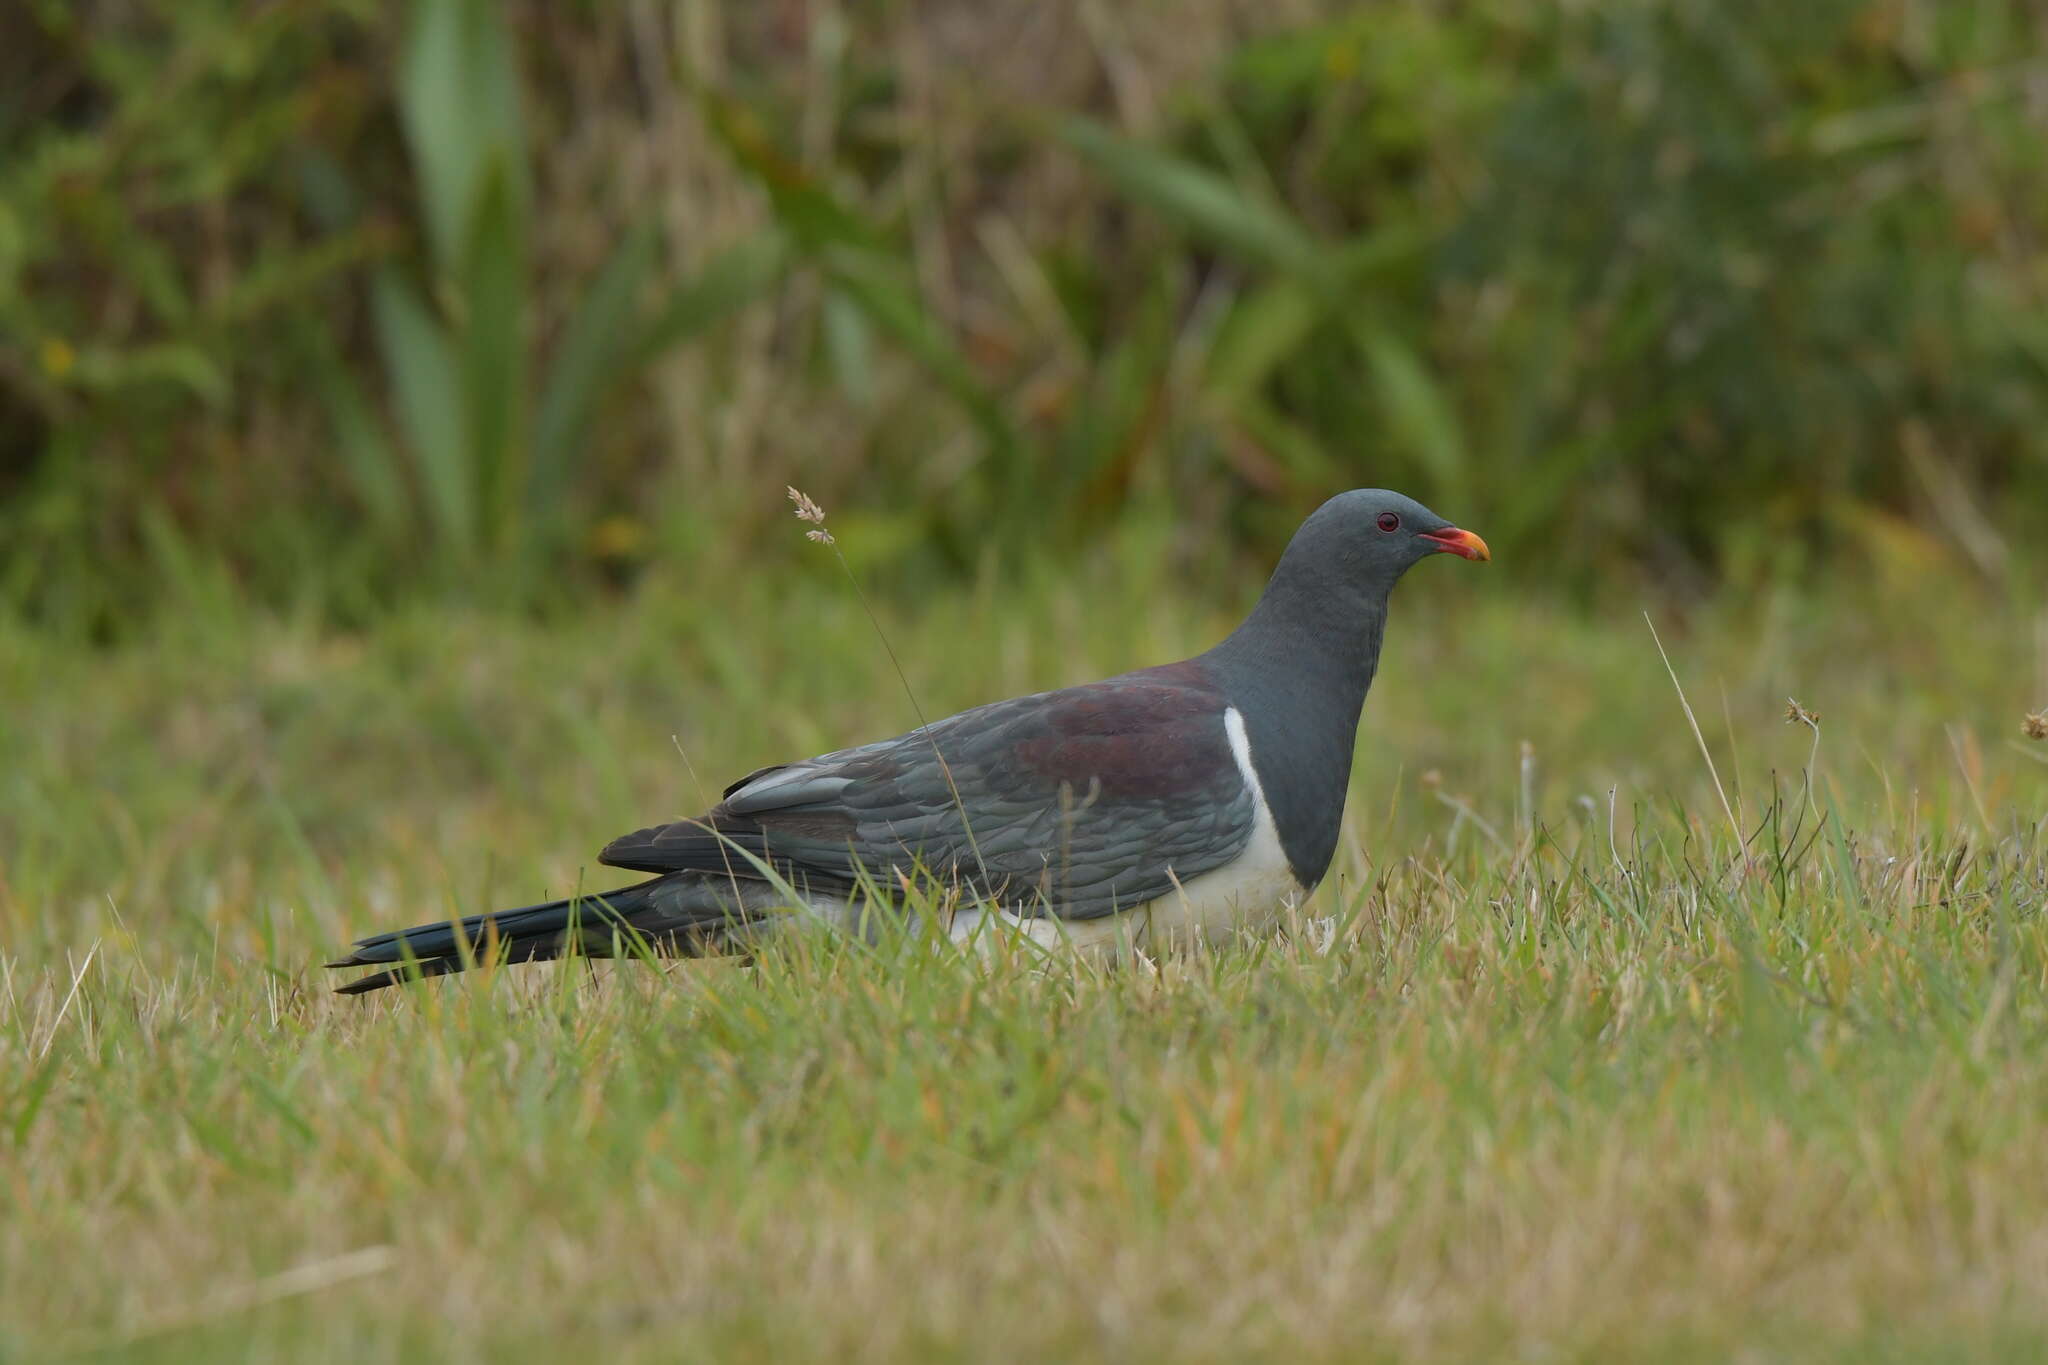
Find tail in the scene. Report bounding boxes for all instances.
[326,880,672,995]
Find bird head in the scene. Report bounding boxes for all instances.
[1299,489,1490,591]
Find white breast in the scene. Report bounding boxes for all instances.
[1128,706,1304,945]
[945,706,1306,957]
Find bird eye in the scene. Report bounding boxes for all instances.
[1376,512,1400,532]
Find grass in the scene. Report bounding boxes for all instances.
[3,545,2047,1361]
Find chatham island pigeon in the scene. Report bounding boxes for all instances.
[329,490,1488,994]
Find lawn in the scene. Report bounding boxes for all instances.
[3,552,2045,1362]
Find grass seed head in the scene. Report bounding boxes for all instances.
[1785,697,1821,727]
[2024,710,2047,741]
[787,486,835,544]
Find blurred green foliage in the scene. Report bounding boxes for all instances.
[1,0,2042,627]
[331,1,786,587]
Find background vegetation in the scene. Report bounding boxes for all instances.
[4,1,2047,1359]
[3,0,2044,622]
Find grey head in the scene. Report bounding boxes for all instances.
[1244,489,1489,622]
[1201,489,1489,886]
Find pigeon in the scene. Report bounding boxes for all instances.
[328,490,1487,993]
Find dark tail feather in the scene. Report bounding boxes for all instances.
[327,881,664,995]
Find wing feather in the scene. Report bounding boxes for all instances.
[598,661,1257,919]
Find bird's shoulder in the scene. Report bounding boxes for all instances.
[743,657,1235,804]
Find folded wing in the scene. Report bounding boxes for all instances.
[598,660,1255,920]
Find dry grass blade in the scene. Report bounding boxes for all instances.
[64,1247,398,1353]
[1785,697,1824,818]
[34,939,97,1062]
[1645,613,1741,848]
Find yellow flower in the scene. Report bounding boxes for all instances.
[39,337,75,378]
[588,516,645,560]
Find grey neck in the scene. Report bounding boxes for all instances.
[1201,570,1390,887]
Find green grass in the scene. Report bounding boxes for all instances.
[3,552,2047,1361]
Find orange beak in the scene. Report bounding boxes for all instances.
[1419,526,1491,561]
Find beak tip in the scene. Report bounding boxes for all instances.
[1426,527,1490,562]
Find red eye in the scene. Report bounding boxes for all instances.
[1376,512,1400,532]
